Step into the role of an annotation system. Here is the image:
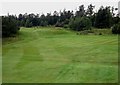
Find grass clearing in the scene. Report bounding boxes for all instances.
[2,27,118,83]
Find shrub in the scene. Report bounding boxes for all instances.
[25,19,33,27]
[99,33,102,35]
[63,24,69,28]
[112,23,120,34]
[69,17,92,31]
[40,21,48,27]
[55,21,64,27]
[2,16,20,37]
[80,30,88,35]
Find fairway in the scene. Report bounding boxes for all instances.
[2,27,118,83]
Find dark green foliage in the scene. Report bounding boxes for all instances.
[55,21,64,27]
[75,5,85,17]
[113,16,120,25]
[2,16,20,37]
[112,22,120,34]
[99,33,102,35]
[95,6,112,28]
[40,21,48,26]
[17,10,73,28]
[55,10,73,27]
[15,5,119,31]
[55,19,70,27]
[2,4,120,35]
[86,4,96,27]
[86,4,95,17]
[63,24,69,28]
[69,17,92,31]
[79,30,88,35]
[25,19,33,27]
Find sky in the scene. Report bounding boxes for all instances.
[0,0,120,16]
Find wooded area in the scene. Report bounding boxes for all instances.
[2,4,120,37]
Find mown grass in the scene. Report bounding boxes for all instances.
[0,38,2,84]
[2,27,118,83]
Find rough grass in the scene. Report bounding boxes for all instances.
[78,28,112,35]
[2,27,118,83]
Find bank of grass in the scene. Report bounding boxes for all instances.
[2,27,118,83]
[77,27,112,35]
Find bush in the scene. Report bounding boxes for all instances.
[40,21,48,27]
[99,33,102,35]
[80,30,88,35]
[63,24,69,28]
[69,17,92,31]
[25,19,33,27]
[55,21,64,27]
[112,23,120,34]
[2,16,20,37]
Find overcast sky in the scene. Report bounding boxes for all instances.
[0,0,120,16]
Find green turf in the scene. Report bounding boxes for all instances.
[0,38,2,84]
[2,27,118,83]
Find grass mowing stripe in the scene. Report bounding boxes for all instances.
[2,27,118,83]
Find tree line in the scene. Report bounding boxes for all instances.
[2,4,120,37]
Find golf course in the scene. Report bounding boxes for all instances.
[2,27,118,83]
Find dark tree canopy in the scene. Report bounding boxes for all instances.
[2,15,20,37]
[95,6,113,28]
[2,4,120,37]
[69,17,92,31]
